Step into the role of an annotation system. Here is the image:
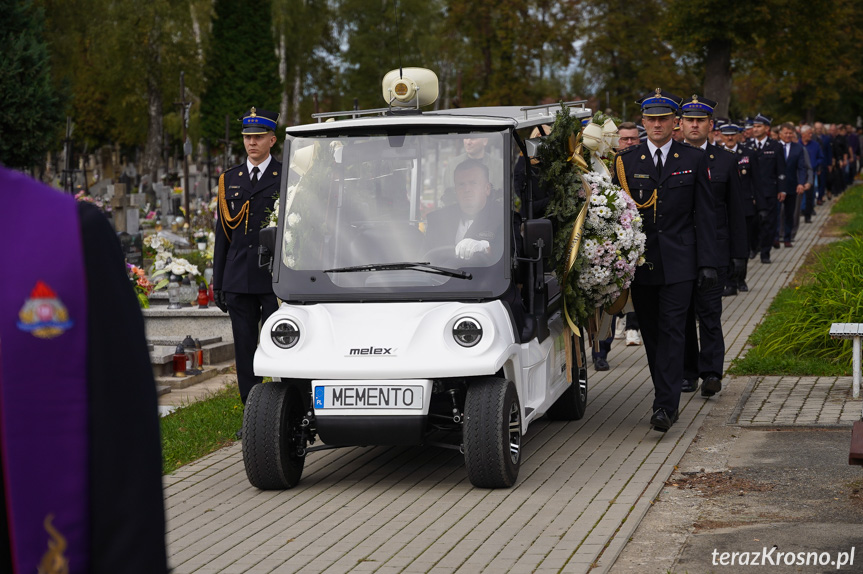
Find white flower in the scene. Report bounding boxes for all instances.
[287,212,301,227]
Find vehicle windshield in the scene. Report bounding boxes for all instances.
[274,128,512,301]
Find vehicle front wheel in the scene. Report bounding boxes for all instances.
[463,377,521,488]
[242,381,306,489]
[546,330,588,421]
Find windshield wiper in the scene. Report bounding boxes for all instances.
[323,261,472,280]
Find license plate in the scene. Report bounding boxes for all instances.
[314,384,424,409]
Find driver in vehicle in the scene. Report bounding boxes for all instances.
[424,158,502,261]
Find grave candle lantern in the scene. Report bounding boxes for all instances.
[172,344,186,377]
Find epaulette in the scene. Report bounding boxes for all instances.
[680,141,702,150]
[615,145,638,157]
[223,163,243,176]
[716,145,736,156]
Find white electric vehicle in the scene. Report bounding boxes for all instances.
[245,69,592,489]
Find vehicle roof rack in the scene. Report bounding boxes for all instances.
[311,108,391,123]
[519,100,589,121]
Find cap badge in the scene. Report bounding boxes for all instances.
[655,88,662,95]
[692,94,698,102]
[17,281,73,339]
[250,107,257,117]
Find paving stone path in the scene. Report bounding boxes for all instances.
[164,194,857,573]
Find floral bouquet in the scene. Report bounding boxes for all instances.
[143,234,174,259]
[127,264,154,308]
[576,171,646,310]
[538,106,646,332]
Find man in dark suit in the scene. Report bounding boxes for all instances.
[679,96,748,398]
[777,122,813,246]
[612,89,718,432]
[749,113,787,264]
[424,158,503,262]
[719,122,766,290]
[213,107,282,406]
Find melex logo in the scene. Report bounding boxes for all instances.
[348,347,395,356]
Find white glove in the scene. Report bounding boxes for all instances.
[455,238,490,260]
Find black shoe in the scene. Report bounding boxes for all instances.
[722,285,738,297]
[236,429,243,439]
[701,375,722,397]
[681,378,699,393]
[773,241,781,249]
[738,281,749,292]
[650,408,678,432]
[749,249,758,260]
[804,216,812,223]
[761,256,771,264]
[593,357,610,371]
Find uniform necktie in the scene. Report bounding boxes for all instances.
[251,166,260,189]
[655,149,663,175]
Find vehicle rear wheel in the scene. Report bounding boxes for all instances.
[546,330,588,421]
[463,377,521,488]
[242,381,306,489]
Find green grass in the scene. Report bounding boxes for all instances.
[728,184,863,376]
[160,383,243,474]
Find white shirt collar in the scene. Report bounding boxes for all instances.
[646,139,673,163]
[246,155,272,178]
[726,144,738,153]
[755,136,769,147]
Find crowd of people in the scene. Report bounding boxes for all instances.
[596,92,861,433]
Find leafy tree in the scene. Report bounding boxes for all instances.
[335,0,447,110]
[273,0,339,126]
[0,0,63,169]
[201,0,281,148]
[578,0,695,120]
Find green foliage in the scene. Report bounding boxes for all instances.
[161,383,243,474]
[729,186,863,376]
[0,0,63,169]
[536,105,589,323]
[579,0,697,120]
[201,0,281,146]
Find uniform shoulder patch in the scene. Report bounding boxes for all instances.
[223,164,243,176]
[616,145,638,157]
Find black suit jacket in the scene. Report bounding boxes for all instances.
[705,143,748,262]
[782,141,812,191]
[612,140,718,285]
[214,158,282,293]
[729,145,766,216]
[424,199,503,253]
[750,138,787,198]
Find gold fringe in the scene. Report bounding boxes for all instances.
[615,154,657,221]
[218,172,250,242]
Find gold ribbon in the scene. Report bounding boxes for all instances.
[218,172,251,241]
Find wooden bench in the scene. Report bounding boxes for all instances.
[830,323,863,399]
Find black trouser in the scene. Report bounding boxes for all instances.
[747,213,760,254]
[684,267,727,381]
[226,292,279,403]
[630,280,693,415]
[779,191,799,243]
[759,195,779,257]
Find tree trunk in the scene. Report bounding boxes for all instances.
[278,31,289,124]
[292,64,301,126]
[702,38,732,119]
[142,16,163,189]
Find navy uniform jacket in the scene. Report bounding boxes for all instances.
[730,145,766,216]
[612,140,718,285]
[749,138,787,198]
[214,159,282,293]
[705,143,748,262]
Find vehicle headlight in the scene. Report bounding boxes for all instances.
[271,319,300,349]
[453,317,482,348]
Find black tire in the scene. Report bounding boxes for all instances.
[463,378,521,488]
[546,330,588,421]
[242,381,306,489]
